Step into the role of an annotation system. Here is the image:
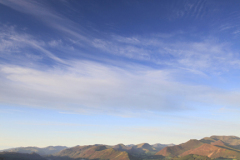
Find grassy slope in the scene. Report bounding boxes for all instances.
[180,143,240,159]
[56,145,135,160]
[156,136,240,159]
[210,136,240,150]
[155,139,203,157]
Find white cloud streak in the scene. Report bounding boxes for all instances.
[1,0,239,75]
[1,0,240,116]
[0,62,178,114]
[0,0,92,46]
[0,25,66,64]
[1,61,240,116]
[93,35,240,74]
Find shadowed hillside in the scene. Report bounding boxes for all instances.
[0,152,46,160]
[111,143,172,157]
[152,143,174,151]
[129,143,157,156]
[113,144,132,151]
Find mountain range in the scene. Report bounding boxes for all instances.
[1,146,67,156]
[47,142,173,160]
[1,136,240,160]
[156,135,240,159]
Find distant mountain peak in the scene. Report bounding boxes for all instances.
[156,135,240,159]
[136,143,151,148]
[113,144,128,150]
[116,143,126,147]
[93,145,107,151]
[2,146,68,156]
[55,145,133,160]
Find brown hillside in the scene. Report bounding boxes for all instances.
[211,135,240,143]
[112,143,162,156]
[210,140,225,146]
[155,139,203,157]
[155,145,182,157]
[113,144,132,151]
[56,145,135,160]
[135,143,155,151]
[210,135,240,149]
[136,143,151,148]
[152,143,171,150]
[180,143,240,159]
[127,143,158,156]
[200,137,216,144]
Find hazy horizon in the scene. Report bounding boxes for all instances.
[0,0,240,149]
[0,142,176,150]
[0,135,237,150]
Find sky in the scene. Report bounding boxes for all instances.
[0,0,240,150]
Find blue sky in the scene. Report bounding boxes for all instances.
[1,0,240,149]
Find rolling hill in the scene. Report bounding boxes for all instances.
[156,136,240,159]
[155,139,203,157]
[210,135,240,150]
[53,145,138,160]
[180,143,240,159]
[113,143,132,151]
[3,136,240,160]
[111,143,172,157]
[2,146,67,156]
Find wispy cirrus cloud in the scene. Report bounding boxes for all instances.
[1,60,240,116]
[0,25,66,64]
[92,34,240,74]
[1,0,240,117]
[1,0,239,76]
[2,23,238,76]
[2,0,240,148]
[0,62,180,115]
[0,0,92,46]
[169,0,208,20]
